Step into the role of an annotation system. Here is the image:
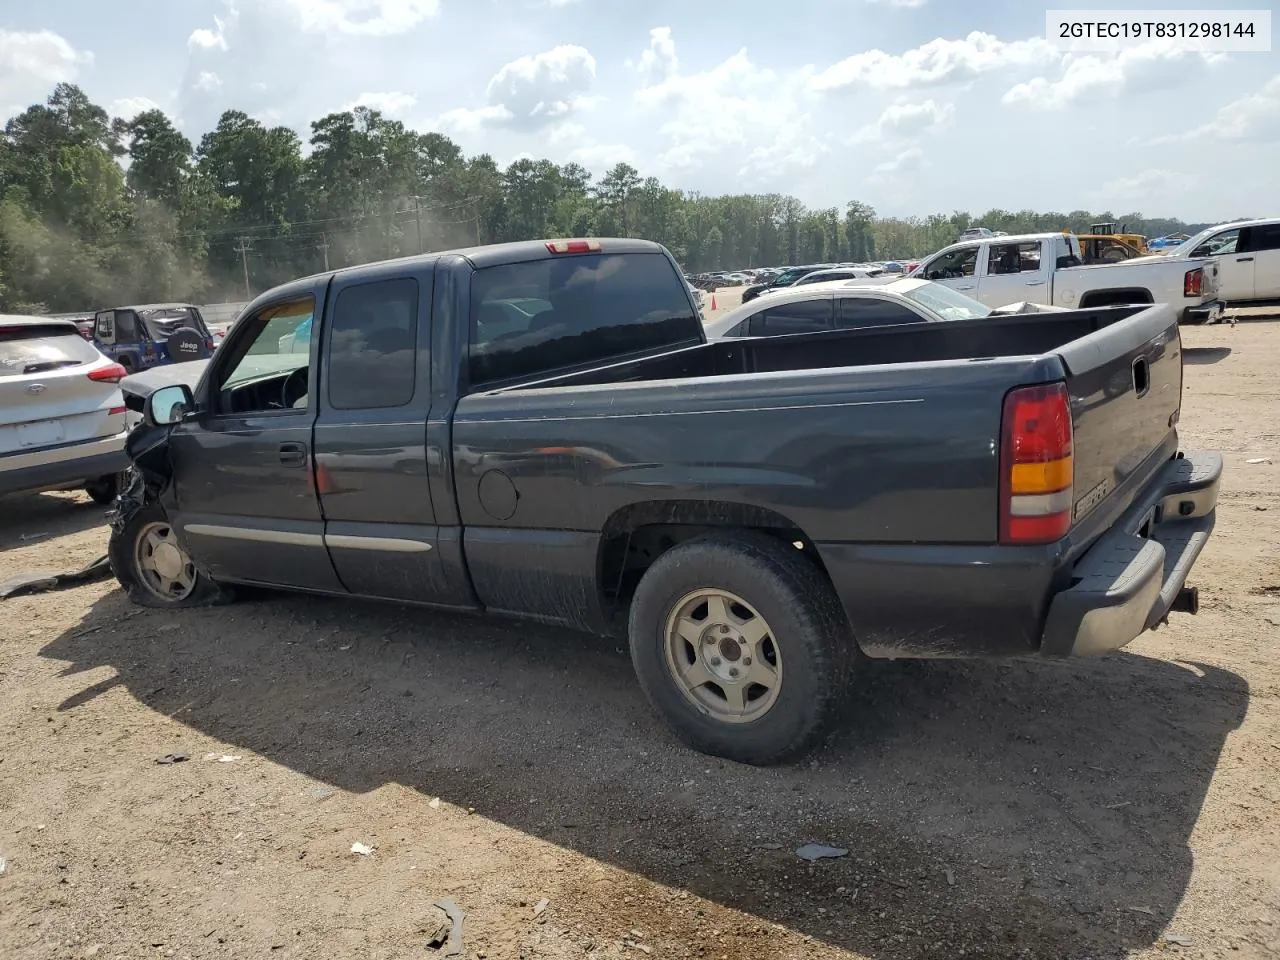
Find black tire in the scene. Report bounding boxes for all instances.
[85,473,123,506]
[628,531,855,765]
[109,500,234,608]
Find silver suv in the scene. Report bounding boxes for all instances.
[0,316,130,504]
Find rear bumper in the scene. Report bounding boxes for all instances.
[815,450,1221,660]
[1039,450,1221,657]
[0,433,130,497]
[1180,300,1225,325]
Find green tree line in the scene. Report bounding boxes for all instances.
[1,84,1213,313]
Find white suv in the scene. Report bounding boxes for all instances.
[0,316,131,504]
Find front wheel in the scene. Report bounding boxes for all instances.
[628,531,856,765]
[108,501,233,608]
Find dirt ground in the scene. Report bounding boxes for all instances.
[1,304,1277,960]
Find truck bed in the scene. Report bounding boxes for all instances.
[452,303,1184,653]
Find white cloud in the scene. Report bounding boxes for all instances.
[342,90,417,115]
[853,98,954,142]
[0,29,92,112]
[439,44,598,132]
[636,27,678,83]
[1003,40,1225,110]
[276,0,440,36]
[568,142,637,171]
[188,10,233,51]
[632,32,820,181]
[873,146,926,175]
[811,31,1055,92]
[109,96,162,119]
[194,71,222,92]
[547,121,587,145]
[1152,74,1280,144]
[1091,168,1197,203]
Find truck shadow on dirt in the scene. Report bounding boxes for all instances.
[42,590,1248,960]
[0,491,110,553]
[1182,346,1232,365]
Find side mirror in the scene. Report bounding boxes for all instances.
[145,384,195,427]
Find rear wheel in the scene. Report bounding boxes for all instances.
[109,501,233,608]
[628,531,855,765]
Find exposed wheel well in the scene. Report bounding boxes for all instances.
[597,499,835,613]
[1078,288,1153,308]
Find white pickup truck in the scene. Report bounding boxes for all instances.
[912,232,1224,324]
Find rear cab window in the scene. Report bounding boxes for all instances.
[468,252,700,387]
[0,323,103,378]
[327,278,420,409]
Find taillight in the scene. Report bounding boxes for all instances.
[999,382,1074,545]
[545,239,602,254]
[1184,267,1203,298]
[88,363,129,384]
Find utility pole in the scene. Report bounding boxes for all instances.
[413,197,424,253]
[318,233,331,271]
[233,237,253,299]
[473,199,481,245]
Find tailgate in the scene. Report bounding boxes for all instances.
[1054,304,1182,531]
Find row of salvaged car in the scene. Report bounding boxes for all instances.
[702,216,1280,316]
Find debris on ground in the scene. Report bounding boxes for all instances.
[753,842,783,850]
[944,868,956,886]
[204,753,241,762]
[428,797,441,809]
[350,842,374,856]
[0,555,112,599]
[795,843,849,861]
[1127,905,1157,916]
[622,938,652,954]
[532,897,549,918]
[1246,457,1273,464]
[18,532,49,542]
[0,856,6,874]
[1164,934,1194,947]
[154,752,189,765]
[425,898,464,956]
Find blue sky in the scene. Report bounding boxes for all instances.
[1,0,1277,221]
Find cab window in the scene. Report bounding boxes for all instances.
[923,247,978,280]
[986,242,1043,275]
[214,297,316,415]
[326,278,419,410]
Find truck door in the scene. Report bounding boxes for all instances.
[1191,226,1250,301]
[310,261,474,607]
[975,239,1050,308]
[165,287,343,592]
[1235,224,1280,300]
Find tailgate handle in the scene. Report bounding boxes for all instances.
[1132,357,1150,398]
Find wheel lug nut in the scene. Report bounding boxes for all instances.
[720,625,730,634]
[728,668,740,678]
[710,657,722,667]
[743,657,752,666]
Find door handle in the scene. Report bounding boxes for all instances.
[278,442,307,466]
[1024,280,1046,286]
[1236,256,1254,262]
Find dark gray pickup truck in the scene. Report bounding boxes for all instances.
[113,237,1221,765]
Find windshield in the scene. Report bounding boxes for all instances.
[902,283,992,321]
[1168,226,1236,258]
[138,307,209,339]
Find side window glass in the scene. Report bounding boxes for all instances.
[987,242,1043,275]
[751,298,834,335]
[95,311,115,343]
[1193,229,1238,258]
[924,248,977,280]
[1246,225,1280,253]
[115,311,139,340]
[215,297,316,414]
[837,297,924,328]
[327,278,419,410]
